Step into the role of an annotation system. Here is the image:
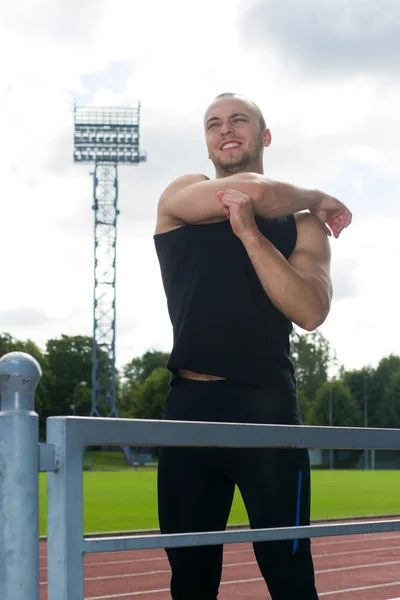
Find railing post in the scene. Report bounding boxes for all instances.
[47,417,84,600]
[0,351,42,600]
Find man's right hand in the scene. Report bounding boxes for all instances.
[309,193,352,239]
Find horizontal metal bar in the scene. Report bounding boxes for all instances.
[39,443,59,473]
[84,519,400,554]
[48,416,400,450]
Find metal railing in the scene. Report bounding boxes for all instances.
[1,352,400,600]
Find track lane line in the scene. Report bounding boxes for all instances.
[50,542,398,571]
[40,558,400,586]
[83,579,400,599]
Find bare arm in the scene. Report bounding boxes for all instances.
[155,172,322,234]
[239,212,332,331]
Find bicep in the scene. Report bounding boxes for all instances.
[157,172,263,227]
[158,175,226,231]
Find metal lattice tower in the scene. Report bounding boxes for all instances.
[73,105,146,459]
[91,163,119,417]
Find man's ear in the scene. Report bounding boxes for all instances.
[263,128,272,148]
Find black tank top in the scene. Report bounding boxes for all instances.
[154,216,298,391]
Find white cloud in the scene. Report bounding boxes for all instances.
[239,0,400,76]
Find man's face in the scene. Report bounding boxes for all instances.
[204,97,268,175]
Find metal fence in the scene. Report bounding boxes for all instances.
[1,352,400,600]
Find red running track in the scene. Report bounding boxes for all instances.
[39,529,400,599]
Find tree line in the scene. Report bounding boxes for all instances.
[1,330,400,437]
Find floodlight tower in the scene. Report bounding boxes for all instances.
[73,105,146,458]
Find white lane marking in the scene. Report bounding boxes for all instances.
[84,579,400,599]
[319,582,400,596]
[312,533,400,547]
[86,589,170,598]
[41,558,400,586]
[39,542,400,571]
[314,544,400,560]
[316,559,400,574]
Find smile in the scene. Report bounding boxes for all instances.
[221,142,241,151]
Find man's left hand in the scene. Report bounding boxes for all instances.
[217,189,258,239]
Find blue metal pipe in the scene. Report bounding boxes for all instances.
[0,352,42,600]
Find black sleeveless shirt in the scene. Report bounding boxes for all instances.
[154,216,298,392]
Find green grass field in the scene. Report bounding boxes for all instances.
[38,469,400,536]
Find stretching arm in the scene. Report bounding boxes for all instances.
[156,172,322,233]
[240,212,332,331]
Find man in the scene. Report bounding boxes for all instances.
[154,92,352,600]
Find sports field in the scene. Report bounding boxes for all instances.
[38,468,400,536]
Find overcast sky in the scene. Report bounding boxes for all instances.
[2,0,400,376]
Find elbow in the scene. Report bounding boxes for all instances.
[237,172,267,204]
[301,285,332,331]
[299,304,330,332]
[301,316,325,332]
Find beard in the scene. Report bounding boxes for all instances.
[210,136,264,175]
[213,150,254,175]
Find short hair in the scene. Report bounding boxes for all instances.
[213,92,267,132]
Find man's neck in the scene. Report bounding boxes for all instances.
[214,163,264,180]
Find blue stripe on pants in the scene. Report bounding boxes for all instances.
[293,471,303,554]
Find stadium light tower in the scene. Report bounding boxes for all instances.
[73,105,146,460]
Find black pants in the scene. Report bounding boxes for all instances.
[157,378,319,600]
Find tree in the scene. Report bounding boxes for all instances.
[297,388,314,425]
[378,368,400,429]
[370,355,400,428]
[45,335,93,417]
[343,355,400,429]
[118,377,140,418]
[290,329,337,425]
[74,385,92,416]
[290,330,334,402]
[313,380,363,427]
[132,367,170,420]
[341,367,373,427]
[119,349,171,420]
[123,350,169,385]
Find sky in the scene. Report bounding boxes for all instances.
[1,0,400,375]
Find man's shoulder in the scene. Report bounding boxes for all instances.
[294,211,327,236]
[293,211,331,254]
